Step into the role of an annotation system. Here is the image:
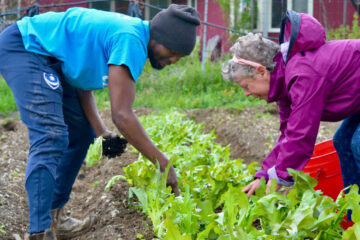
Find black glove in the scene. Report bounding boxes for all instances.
[102,135,128,158]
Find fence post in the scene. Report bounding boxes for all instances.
[262,0,269,38]
[343,0,348,38]
[0,0,4,31]
[17,0,21,18]
[201,0,208,73]
[250,0,254,31]
[0,0,4,12]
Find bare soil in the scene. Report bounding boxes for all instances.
[0,107,340,240]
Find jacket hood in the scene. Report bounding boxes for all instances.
[279,11,326,63]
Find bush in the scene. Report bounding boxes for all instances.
[327,13,360,40]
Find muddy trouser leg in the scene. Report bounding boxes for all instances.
[51,80,96,210]
[333,113,360,221]
[0,24,68,234]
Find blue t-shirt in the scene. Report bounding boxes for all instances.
[17,7,150,90]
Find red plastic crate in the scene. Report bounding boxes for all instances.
[303,139,354,229]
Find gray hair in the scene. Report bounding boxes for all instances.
[222,33,280,82]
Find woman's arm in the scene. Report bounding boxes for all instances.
[268,70,329,181]
[245,70,329,196]
[255,99,291,181]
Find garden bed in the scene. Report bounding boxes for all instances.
[0,107,340,239]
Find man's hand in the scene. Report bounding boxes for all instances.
[166,166,179,196]
[242,178,281,197]
[101,131,128,158]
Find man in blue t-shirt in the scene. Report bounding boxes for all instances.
[0,4,200,240]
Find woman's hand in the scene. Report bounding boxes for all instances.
[265,179,281,194]
[242,178,281,197]
[242,178,261,197]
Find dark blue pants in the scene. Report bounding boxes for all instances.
[333,113,360,220]
[0,24,95,233]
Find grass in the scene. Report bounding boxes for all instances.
[94,52,265,110]
[0,53,265,116]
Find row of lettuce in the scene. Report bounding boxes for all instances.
[88,109,360,239]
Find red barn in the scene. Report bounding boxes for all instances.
[257,0,360,41]
[195,0,360,54]
[2,0,359,55]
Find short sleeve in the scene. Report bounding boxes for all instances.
[107,33,147,82]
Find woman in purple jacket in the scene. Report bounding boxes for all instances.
[222,10,360,201]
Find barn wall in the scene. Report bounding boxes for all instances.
[197,0,229,55]
[313,0,358,32]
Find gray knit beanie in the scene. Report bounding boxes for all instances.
[149,4,201,55]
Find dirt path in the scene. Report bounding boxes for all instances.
[0,107,340,240]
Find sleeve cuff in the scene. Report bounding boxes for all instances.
[267,166,294,187]
[254,170,269,182]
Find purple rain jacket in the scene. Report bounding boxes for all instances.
[254,11,360,184]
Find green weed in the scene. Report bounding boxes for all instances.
[0,225,6,235]
[0,77,17,116]
[12,171,19,178]
[91,181,100,189]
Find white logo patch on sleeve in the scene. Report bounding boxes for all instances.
[102,75,109,87]
[43,72,60,90]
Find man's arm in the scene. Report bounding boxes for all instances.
[77,89,128,158]
[77,89,109,137]
[108,64,179,194]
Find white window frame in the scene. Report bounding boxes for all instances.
[145,0,171,20]
[258,0,313,33]
[110,0,115,12]
[187,0,197,9]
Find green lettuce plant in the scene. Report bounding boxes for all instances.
[85,137,103,167]
[98,109,360,239]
